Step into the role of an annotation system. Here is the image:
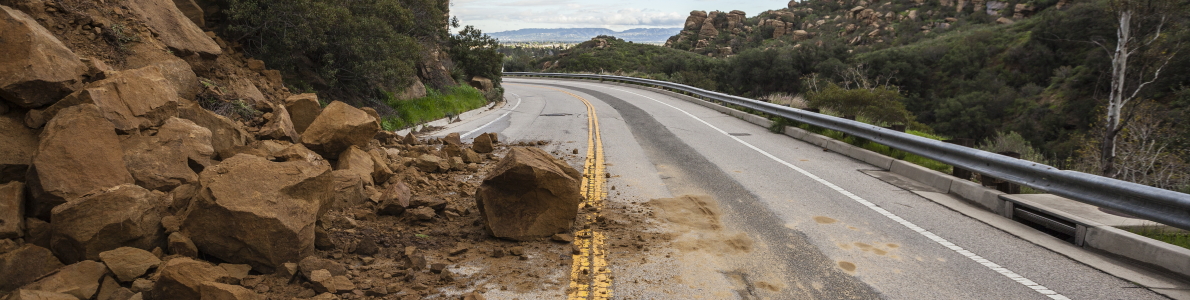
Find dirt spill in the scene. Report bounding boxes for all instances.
[812,216,837,224]
[649,195,754,254]
[838,261,857,273]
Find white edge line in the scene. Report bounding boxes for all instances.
[559,80,1071,300]
[462,92,522,139]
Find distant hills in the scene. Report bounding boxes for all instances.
[488,28,682,43]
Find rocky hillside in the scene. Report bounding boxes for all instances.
[0,0,582,299]
[667,0,1058,57]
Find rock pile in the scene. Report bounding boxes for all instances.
[0,0,552,299]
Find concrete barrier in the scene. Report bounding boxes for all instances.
[1085,225,1190,279]
[950,180,1008,214]
[889,160,954,193]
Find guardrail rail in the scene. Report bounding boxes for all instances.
[507,72,1190,231]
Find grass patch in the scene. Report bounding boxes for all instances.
[1127,225,1190,250]
[380,85,489,131]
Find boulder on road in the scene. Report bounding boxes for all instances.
[0,181,24,239]
[121,117,215,191]
[150,257,231,300]
[472,133,494,153]
[180,154,330,273]
[21,260,109,300]
[300,101,379,159]
[49,184,166,264]
[0,245,65,293]
[28,104,135,219]
[475,147,582,240]
[444,133,462,146]
[98,247,161,282]
[284,94,322,134]
[0,113,38,183]
[0,6,87,108]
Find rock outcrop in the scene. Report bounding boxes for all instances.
[474,147,582,240]
[180,154,330,272]
[0,6,87,108]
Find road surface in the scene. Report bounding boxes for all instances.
[432,77,1170,299]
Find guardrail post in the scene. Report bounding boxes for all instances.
[944,139,975,180]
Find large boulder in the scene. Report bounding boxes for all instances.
[21,260,109,299]
[336,146,377,186]
[177,101,251,159]
[284,94,321,134]
[258,102,301,142]
[0,245,64,293]
[0,113,38,183]
[27,104,135,219]
[150,257,231,300]
[180,154,330,272]
[473,133,494,153]
[49,184,166,264]
[474,147,582,240]
[0,181,24,239]
[125,0,221,56]
[124,54,200,101]
[31,66,181,131]
[121,117,215,191]
[172,0,205,28]
[300,101,379,159]
[0,6,87,108]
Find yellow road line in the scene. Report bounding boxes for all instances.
[519,84,612,300]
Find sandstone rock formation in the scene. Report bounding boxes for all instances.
[284,93,321,134]
[125,0,221,56]
[475,147,582,240]
[180,154,330,272]
[301,101,380,159]
[0,6,87,108]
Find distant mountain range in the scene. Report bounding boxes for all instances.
[488,28,682,43]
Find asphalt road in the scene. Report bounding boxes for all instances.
[433,78,1168,299]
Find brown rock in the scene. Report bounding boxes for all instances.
[308,269,334,293]
[475,147,582,240]
[314,227,335,250]
[124,55,200,101]
[219,263,252,280]
[167,232,198,257]
[125,0,220,56]
[199,282,262,300]
[23,218,51,249]
[0,113,38,183]
[258,103,301,142]
[377,181,411,216]
[177,101,251,159]
[49,184,165,264]
[180,154,329,272]
[27,104,135,219]
[414,155,447,173]
[150,257,231,300]
[684,10,708,31]
[468,77,494,92]
[353,237,378,256]
[22,260,108,299]
[172,0,205,27]
[0,245,64,292]
[402,132,419,145]
[444,132,462,146]
[284,94,322,134]
[5,289,78,300]
[300,101,379,159]
[37,66,181,131]
[463,292,487,300]
[273,143,327,165]
[0,6,87,108]
[309,170,369,214]
[97,275,135,300]
[99,247,161,282]
[409,206,435,221]
[394,78,427,100]
[121,117,215,191]
[472,133,494,153]
[337,146,377,186]
[0,181,24,239]
[461,148,482,164]
[410,196,447,211]
[551,233,574,243]
[298,257,346,279]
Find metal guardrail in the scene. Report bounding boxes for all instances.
[507,72,1190,231]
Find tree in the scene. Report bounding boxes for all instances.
[1095,0,1181,177]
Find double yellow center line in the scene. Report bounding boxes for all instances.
[527,85,612,299]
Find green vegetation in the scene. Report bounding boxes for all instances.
[379,85,488,131]
[1127,225,1190,250]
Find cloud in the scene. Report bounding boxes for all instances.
[464,7,685,26]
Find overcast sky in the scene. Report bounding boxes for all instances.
[451,0,791,33]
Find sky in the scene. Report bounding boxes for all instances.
[451,0,792,33]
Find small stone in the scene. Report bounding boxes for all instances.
[353,237,378,256]
[429,263,447,274]
[448,247,468,256]
[253,284,269,293]
[299,257,346,279]
[130,279,154,293]
[409,206,435,221]
[406,254,426,271]
[280,262,299,279]
[509,246,525,256]
[241,275,264,287]
[551,233,574,243]
[463,292,487,300]
[315,227,336,250]
[332,276,355,293]
[490,249,505,258]
[99,247,162,282]
[309,269,335,293]
[365,285,388,296]
[167,232,198,257]
[572,149,578,154]
[220,263,252,279]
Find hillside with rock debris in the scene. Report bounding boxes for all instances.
[0,0,581,299]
